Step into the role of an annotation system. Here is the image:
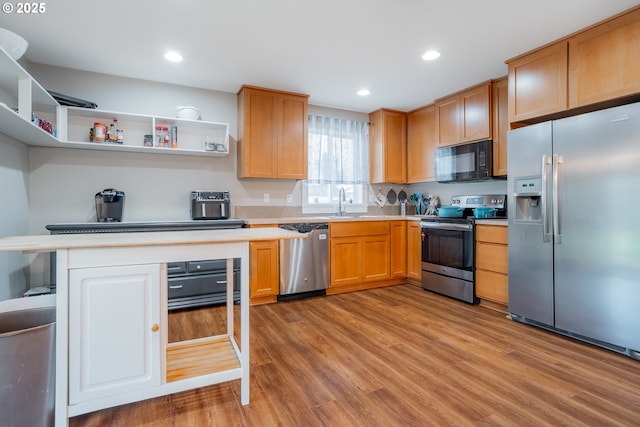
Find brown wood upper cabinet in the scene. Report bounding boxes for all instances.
[507,6,640,125]
[237,85,309,179]
[435,81,492,147]
[569,7,640,109]
[407,104,436,183]
[492,76,508,177]
[507,41,568,124]
[369,108,407,184]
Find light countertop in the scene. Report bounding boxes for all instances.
[0,228,303,253]
[475,219,508,226]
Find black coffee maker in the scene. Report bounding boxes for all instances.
[95,188,125,222]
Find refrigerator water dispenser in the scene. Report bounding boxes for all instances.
[514,177,542,222]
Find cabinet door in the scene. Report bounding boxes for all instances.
[369,109,407,184]
[368,109,384,184]
[475,225,509,305]
[69,264,162,404]
[277,95,308,179]
[239,89,278,178]
[238,87,308,179]
[492,77,509,176]
[569,8,640,108]
[330,237,362,288]
[407,104,436,183]
[507,42,568,124]
[390,221,407,278]
[476,242,508,274]
[475,269,509,304]
[476,224,508,244]
[362,235,390,282]
[406,221,422,282]
[461,82,491,143]
[435,95,460,146]
[383,110,407,183]
[250,240,279,303]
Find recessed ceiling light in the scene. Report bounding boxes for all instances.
[422,50,441,61]
[164,51,183,62]
[357,89,371,96]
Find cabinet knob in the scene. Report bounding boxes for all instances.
[151,324,159,332]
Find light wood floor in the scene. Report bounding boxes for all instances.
[70,284,640,426]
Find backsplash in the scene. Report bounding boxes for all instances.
[235,204,402,218]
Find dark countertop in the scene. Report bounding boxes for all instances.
[45,219,246,234]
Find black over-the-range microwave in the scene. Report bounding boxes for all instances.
[434,139,494,182]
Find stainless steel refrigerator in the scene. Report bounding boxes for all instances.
[507,102,640,359]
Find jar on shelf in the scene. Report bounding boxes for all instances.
[155,125,168,147]
[93,122,107,143]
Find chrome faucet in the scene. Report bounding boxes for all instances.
[338,187,346,216]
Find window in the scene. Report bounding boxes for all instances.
[303,115,369,214]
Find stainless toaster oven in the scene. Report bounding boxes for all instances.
[191,191,231,220]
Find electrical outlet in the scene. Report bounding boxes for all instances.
[286,194,293,204]
[263,193,270,203]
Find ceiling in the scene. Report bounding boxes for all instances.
[0,0,637,113]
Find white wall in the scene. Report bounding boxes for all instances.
[15,62,506,289]
[0,134,31,298]
[26,64,370,234]
[20,64,370,287]
[26,64,291,229]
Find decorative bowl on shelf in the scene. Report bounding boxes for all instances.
[176,106,200,120]
[0,28,28,60]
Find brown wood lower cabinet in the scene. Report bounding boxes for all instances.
[248,220,418,302]
[329,221,404,294]
[406,220,422,285]
[249,239,279,305]
[475,224,508,311]
[390,221,407,278]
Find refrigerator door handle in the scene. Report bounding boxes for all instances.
[553,154,563,244]
[541,155,552,242]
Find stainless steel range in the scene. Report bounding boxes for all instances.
[420,194,506,303]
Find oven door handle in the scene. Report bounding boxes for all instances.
[420,222,473,232]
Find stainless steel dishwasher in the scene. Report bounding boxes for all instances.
[278,222,329,301]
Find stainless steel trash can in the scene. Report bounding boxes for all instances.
[0,306,55,427]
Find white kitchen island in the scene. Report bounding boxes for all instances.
[0,228,302,427]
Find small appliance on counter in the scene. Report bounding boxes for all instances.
[95,188,125,222]
[191,191,231,220]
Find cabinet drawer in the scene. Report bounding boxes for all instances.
[330,221,389,238]
[187,258,239,274]
[476,269,508,304]
[167,262,187,275]
[476,225,508,244]
[168,272,238,299]
[476,242,508,274]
